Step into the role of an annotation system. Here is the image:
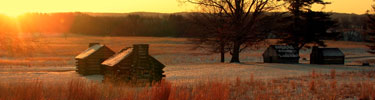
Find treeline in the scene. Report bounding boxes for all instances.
[330,13,367,29]
[0,12,191,37]
[0,12,369,38]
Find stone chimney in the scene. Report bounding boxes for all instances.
[133,44,149,56]
[89,43,100,47]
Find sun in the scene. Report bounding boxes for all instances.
[3,12,24,17]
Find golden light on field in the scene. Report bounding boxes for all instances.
[0,0,372,16]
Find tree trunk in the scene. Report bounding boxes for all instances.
[220,51,225,63]
[220,42,225,63]
[230,42,240,63]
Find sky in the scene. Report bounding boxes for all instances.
[0,0,373,17]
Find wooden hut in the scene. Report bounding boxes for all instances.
[102,44,165,83]
[75,43,115,75]
[262,45,300,63]
[310,46,345,64]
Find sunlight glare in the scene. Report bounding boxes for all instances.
[2,12,24,17]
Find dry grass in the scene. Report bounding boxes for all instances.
[0,70,374,100]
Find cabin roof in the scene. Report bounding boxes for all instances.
[272,45,299,58]
[318,48,344,57]
[102,48,133,67]
[75,44,105,59]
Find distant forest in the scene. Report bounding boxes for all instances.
[0,12,190,37]
[0,12,368,38]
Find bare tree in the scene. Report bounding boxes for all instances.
[185,0,278,63]
[188,12,232,62]
[367,2,375,54]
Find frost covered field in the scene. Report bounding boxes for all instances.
[0,35,374,84]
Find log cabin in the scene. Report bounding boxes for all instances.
[75,43,115,75]
[263,45,300,63]
[102,44,165,83]
[310,46,345,64]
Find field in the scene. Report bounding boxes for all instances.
[0,34,375,99]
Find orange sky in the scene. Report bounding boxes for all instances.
[0,0,373,17]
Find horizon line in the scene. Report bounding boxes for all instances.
[0,11,367,17]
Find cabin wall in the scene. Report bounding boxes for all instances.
[116,54,134,75]
[103,65,123,83]
[263,47,277,63]
[76,59,87,72]
[131,53,158,83]
[263,47,299,63]
[310,48,319,64]
[310,49,345,65]
[105,51,165,83]
[321,56,345,64]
